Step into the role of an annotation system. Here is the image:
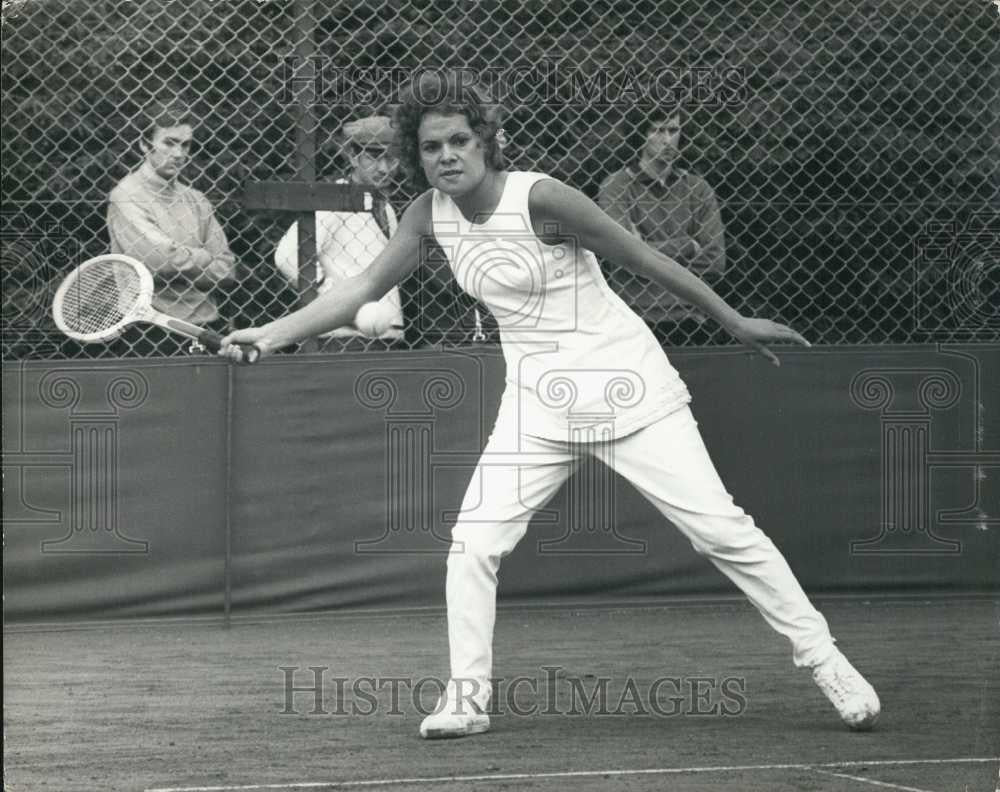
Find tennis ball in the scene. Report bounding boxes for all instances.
[354,301,394,337]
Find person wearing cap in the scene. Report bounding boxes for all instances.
[598,107,727,347]
[274,114,405,350]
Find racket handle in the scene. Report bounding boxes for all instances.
[198,329,261,364]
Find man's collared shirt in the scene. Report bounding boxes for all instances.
[598,164,726,324]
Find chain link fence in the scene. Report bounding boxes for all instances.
[2,0,998,360]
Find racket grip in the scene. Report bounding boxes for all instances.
[199,329,261,364]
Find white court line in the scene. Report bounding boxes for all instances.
[808,767,937,792]
[145,757,1000,792]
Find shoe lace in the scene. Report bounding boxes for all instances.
[818,660,860,706]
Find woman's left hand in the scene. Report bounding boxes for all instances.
[731,317,811,366]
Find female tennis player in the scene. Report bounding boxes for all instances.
[221,71,880,738]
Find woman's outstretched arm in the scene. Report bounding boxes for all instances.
[530,178,810,365]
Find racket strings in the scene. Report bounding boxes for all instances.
[59,261,142,334]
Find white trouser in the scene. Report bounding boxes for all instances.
[446,405,836,708]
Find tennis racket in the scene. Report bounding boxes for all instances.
[51,254,260,362]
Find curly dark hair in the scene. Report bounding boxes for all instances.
[393,70,506,192]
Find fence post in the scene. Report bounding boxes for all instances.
[294,0,319,352]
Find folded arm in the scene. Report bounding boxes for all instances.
[107,192,236,288]
[687,182,726,279]
[107,199,212,277]
[196,197,237,287]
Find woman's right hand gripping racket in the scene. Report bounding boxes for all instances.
[52,254,261,362]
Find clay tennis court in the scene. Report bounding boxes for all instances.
[4,345,999,791]
[5,599,997,791]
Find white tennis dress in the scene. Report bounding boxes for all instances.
[431,172,836,710]
[433,171,690,441]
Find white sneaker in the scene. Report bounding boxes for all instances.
[419,680,491,739]
[812,649,881,731]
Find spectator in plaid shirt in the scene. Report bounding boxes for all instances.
[107,100,236,355]
[599,107,727,347]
